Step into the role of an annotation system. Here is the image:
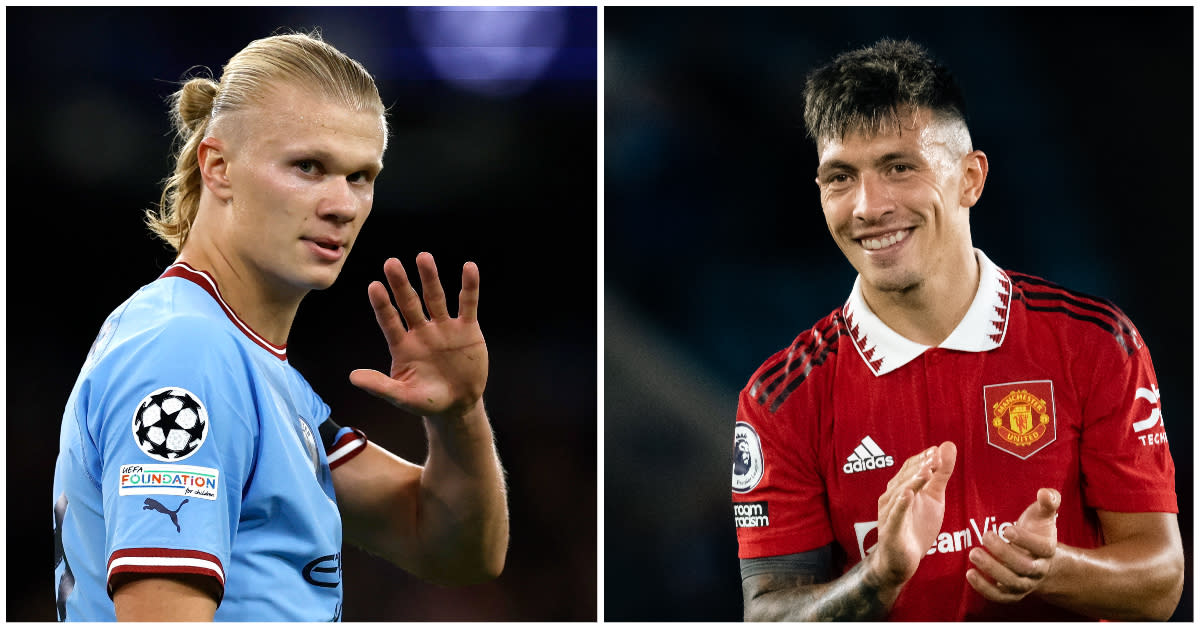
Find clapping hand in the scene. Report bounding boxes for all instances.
[966,488,1060,602]
[868,441,958,588]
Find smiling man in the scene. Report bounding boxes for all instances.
[51,32,508,621]
[731,39,1181,621]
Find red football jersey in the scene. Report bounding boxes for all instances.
[732,250,1176,621]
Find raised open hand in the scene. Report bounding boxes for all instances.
[349,253,488,419]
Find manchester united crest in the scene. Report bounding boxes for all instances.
[984,380,1056,459]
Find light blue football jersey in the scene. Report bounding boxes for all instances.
[52,262,366,621]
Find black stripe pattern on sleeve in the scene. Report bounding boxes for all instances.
[1010,272,1141,356]
[749,314,843,413]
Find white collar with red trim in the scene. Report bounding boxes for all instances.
[842,249,1012,376]
[162,261,289,360]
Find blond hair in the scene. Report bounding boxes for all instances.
[147,31,386,251]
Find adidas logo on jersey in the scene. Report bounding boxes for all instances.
[843,436,895,474]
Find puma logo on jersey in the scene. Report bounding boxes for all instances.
[143,498,189,533]
[843,436,895,474]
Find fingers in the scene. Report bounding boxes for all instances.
[382,257,427,329]
[966,567,1029,603]
[883,441,954,499]
[978,530,1049,576]
[966,530,1048,603]
[348,368,425,413]
[416,252,450,321]
[886,445,936,494]
[923,441,957,496]
[376,254,477,325]
[1034,488,1061,519]
[874,442,957,540]
[967,545,1040,596]
[1002,521,1058,558]
[459,261,480,322]
[1014,487,1061,527]
[367,280,407,346]
[879,450,932,515]
[348,368,395,401]
[1010,487,1060,556]
[965,492,1057,605]
[873,446,936,540]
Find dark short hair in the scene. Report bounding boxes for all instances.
[803,38,967,146]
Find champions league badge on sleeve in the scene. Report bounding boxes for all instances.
[132,387,210,462]
[732,422,765,493]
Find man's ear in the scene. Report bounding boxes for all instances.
[959,149,988,208]
[197,137,233,203]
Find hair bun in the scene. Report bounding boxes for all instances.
[175,78,219,133]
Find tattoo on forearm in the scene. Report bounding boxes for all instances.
[743,562,890,621]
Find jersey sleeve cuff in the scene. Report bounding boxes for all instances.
[737,531,835,560]
[106,548,225,601]
[326,427,368,470]
[1085,489,1179,514]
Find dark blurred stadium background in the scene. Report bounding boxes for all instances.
[605,6,1192,621]
[7,6,596,621]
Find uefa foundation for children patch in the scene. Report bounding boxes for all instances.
[118,463,219,500]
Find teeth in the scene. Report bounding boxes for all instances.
[861,229,908,250]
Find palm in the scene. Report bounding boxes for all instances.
[873,442,957,585]
[382,317,487,416]
[351,254,488,418]
[883,485,946,577]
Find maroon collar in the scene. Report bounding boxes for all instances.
[161,262,288,360]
